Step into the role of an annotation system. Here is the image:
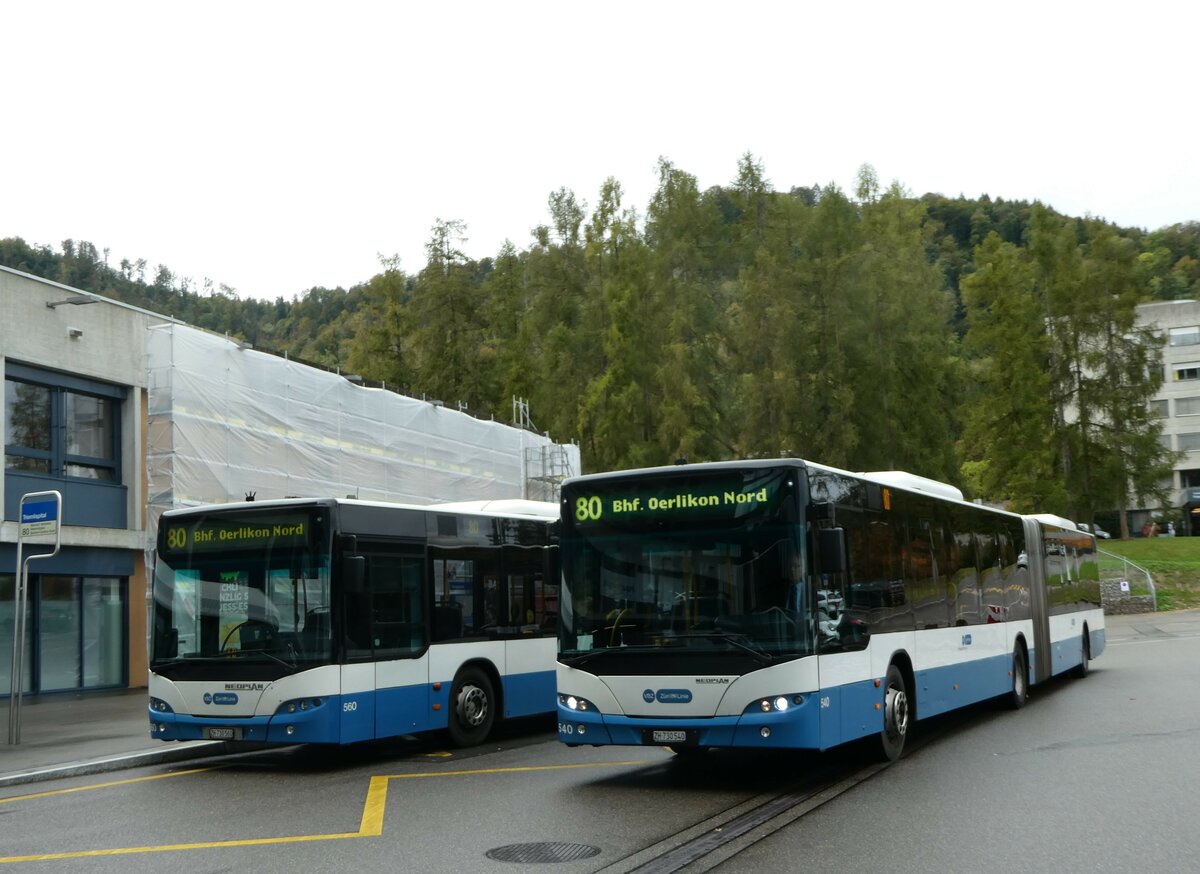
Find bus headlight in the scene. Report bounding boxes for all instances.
[150,697,173,714]
[280,698,326,715]
[559,693,594,712]
[756,695,803,713]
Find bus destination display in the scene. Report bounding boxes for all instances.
[568,470,790,527]
[161,514,312,554]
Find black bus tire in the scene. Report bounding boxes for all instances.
[1008,644,1028,710]
[1072,629,1091,679]
[877,663,910,762]
[447,666,496,747]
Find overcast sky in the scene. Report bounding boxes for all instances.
[3,1,1196,301]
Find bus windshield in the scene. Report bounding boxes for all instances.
[560,467,814,666]
[151,507,332,674]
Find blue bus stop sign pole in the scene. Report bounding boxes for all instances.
[8,491,62,745]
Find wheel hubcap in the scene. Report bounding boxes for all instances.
[457,684,488,726]
[885,685,908,740]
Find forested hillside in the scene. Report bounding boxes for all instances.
[5,156,1199,524]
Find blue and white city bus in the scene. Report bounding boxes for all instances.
[150,497,559,747]
[556,460,1103,760]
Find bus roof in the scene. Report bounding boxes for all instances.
[426,499,558,520]
[161,496,558,521]
[857,470,965,502]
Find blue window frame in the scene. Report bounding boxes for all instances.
[4,363,123,482]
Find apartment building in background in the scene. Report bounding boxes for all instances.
[1137,299,1200,535]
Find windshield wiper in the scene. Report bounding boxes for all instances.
[150,655,226,670]
[564,644,657,668]
[667,632,774,665]
[227,647,299,671]
[155,649,300,672]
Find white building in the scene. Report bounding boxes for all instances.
[1137,299,1200,534]
[3,265,579,696]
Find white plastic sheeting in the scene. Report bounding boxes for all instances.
[145,324,579,529]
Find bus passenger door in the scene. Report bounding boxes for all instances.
[366,552,430,739]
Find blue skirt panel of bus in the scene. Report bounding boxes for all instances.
[557,693,826,750]
[374,685,436,738]
[149,697,343,744]
[1046,626,1103,677]
[502,669,557,719]
[1024,626,1103,683]
[914,651,1013,719]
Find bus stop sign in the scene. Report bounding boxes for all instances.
[20,497,59,539]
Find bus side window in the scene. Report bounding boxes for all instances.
[370,554,425,653]
[344,587,373,660]
[431,547,498,640]
[344,549,426,659]
[834,512,873,652]
[504,545,555,635]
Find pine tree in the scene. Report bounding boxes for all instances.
[960,233,1064,511]
[645,158,732,463]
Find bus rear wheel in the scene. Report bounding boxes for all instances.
[447,666,495,747]
[1007,644,1028,710]
[877,663,909,762]
[1072,629,1091,679]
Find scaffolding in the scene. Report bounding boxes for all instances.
[145,325,580,534]
[524,442,574,502]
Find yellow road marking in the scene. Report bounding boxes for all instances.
[0,760,650,864]
[382,761,647,779]
[0,768,214,805]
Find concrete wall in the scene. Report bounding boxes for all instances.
[2,265,154,689]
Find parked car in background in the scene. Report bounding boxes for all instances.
[1078,522,1111,539]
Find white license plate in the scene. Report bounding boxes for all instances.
[652,730,688,744]
[205,727,239,740]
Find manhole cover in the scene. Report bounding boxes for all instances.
[485,842,601,864]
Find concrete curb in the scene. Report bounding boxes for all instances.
[0,741,228,789]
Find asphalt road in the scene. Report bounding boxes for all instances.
[1,612,1196,873]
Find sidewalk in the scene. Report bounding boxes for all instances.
[1,688,224,788]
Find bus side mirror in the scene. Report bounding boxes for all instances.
[343,555,366,593]
[819,527,846,574]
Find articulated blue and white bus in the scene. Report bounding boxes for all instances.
[149,497,558,747]
[556,459,1103,760]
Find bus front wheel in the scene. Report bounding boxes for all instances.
[447,666,496,747]
[877,664,910,762]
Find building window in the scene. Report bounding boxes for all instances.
[1173,363,1200,382]
[0,573,126,694]
[4,368,121,482]
[1178,433,1200,452]
[1152,399,1171,418]
[1160,433,1174,451]
[1176,397,1200,416]
[1169,326,1200,347]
